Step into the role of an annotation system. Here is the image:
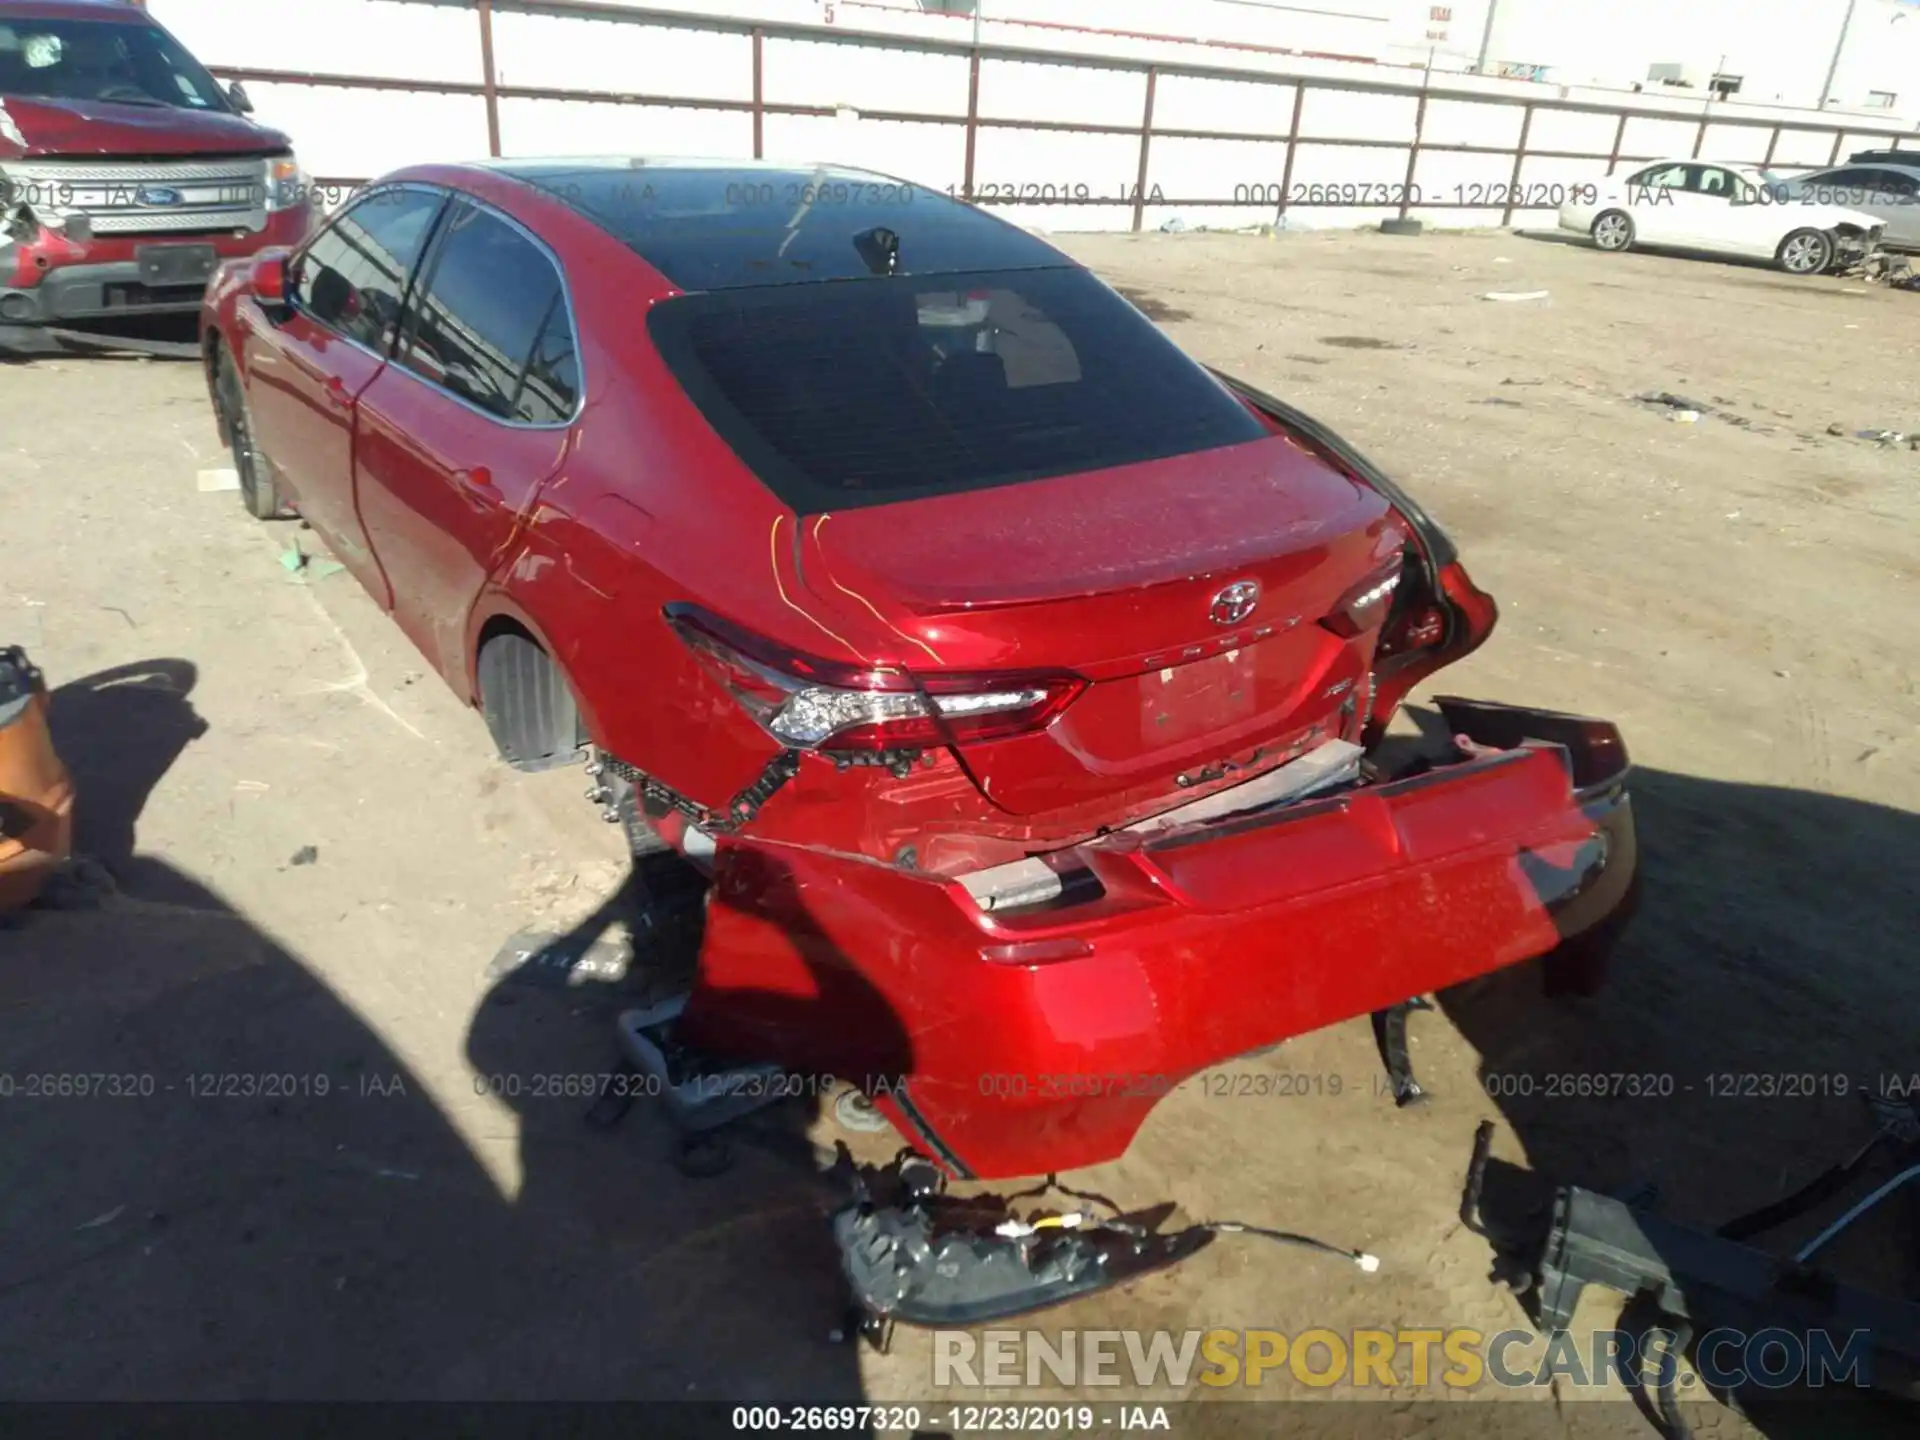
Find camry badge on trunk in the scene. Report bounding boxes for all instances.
[1209,580,1261,626]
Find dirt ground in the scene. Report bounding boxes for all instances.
[2,227,1917,1437]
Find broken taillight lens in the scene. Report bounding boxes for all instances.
[665,605,1085,752]
[1319,559,1405,639]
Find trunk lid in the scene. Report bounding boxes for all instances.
[801,434,1405,816]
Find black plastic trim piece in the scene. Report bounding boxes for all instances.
[891,1083,976,1181]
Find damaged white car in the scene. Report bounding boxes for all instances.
[1559,159,1884,275]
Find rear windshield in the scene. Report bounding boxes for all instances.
[0,18,229,111]
[646,267,1269,513]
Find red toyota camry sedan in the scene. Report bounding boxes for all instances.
[201,160,1638,1181]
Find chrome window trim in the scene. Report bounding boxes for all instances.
[391,193,587,433]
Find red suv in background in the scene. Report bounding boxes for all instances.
[0,0,311,353]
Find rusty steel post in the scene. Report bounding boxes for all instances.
[963,49,981,201]
[477,0,503,158]
[1500,104,1534,227]
[1398,80,1428,221]
[1275,83,1307,222]
[1132,67,1159,233]
[752,27,765,159]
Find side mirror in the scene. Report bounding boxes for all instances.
[228,81,254,115]
[253,250,292,315]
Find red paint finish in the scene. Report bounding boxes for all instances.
[686,741,1632,1179]
[355,364,571,690]
[243,307,392,600]
[0,92,290,161]
[203,158,1641,1181]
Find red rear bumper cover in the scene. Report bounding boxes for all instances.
[682,699,1639,1180]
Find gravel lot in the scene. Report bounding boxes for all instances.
[3,226,1917,1436]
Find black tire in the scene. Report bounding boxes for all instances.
[214,346,285,520]
[1776,227,1834,276]
[477,631,583,773]
[1591,210,1635,252]
[1379,217,1424,237]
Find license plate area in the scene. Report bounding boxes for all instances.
[135,244,219,287]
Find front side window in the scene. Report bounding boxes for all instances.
[399,203,580,425]
[1629,164,1689,192]
[292,188,447,353]
[647,265,1268,513]
[0,18,228,110]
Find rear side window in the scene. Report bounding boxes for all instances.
[293,188,445,353]
[399,203,580,425]
[646,266,1267,512]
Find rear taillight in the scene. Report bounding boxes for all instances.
[1320,560,1404,639]
[666,605,1084,753]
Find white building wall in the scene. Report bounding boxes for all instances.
[1481,0,1920,110]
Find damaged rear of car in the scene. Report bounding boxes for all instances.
[608,240,1640,1180]
[201,158,1637,1184]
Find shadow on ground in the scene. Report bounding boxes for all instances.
[0,660,869,1402]
[1423,700,1920,1438]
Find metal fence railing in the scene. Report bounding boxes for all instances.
[208,0,1920,230]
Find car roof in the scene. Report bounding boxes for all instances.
[1808,161,1920,176]
[0,0,150,21]
[482,157,1075,292]
[1627,158,1763,173]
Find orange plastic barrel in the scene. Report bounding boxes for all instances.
[0,647,74,913]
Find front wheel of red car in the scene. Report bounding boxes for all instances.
[215,347,287,521]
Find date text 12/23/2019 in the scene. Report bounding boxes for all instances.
[731,1405,1171,1433]
[946,182,1600,207]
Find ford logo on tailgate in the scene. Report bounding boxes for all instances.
[135,186,185,207]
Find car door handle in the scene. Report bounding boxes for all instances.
[455,466,496,494]
[322,375,350,410]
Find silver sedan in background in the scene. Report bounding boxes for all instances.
[1776,164,1920,251]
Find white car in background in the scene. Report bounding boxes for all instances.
[1558,159,1884,274]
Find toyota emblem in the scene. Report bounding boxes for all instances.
[1209,579,1260,627]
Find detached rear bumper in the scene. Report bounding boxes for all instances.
[684,698,1639,1181]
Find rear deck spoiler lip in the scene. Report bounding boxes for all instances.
[1208,368,1461,571]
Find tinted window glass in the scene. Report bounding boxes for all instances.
[647,266,1268,513]
[401,203,576,423]
[294,188,445,352]
[499,162,1064,291]
[1629,164,1688,190]
[515,301,582,425]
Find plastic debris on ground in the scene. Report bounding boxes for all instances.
[196,468,241,493]
[279,543,346,583]
[1482,290,1549,302]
